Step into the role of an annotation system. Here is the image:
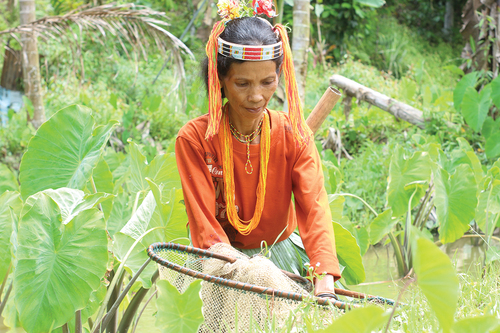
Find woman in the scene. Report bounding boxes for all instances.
[175,4,340,299]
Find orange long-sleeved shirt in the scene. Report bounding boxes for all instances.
[175,109,341,279]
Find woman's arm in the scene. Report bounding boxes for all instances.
[175,136,231,248]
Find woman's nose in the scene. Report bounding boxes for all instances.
[248,87,264,103]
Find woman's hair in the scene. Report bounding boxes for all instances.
[201,17,284,98]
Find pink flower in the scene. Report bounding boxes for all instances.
[252,0,276,18]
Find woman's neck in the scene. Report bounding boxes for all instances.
[227,108,265,136]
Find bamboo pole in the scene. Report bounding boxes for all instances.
[305,87,342,134]
[330,74,425,128]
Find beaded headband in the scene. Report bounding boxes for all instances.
[205,1,312,147]
[217,38,283,61]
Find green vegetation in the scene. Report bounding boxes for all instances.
[0,0,499,331]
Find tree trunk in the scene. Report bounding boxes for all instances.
[330,74,425,128]
[443,0,454,41]
[19,0,45,128]
[292,0,310,107]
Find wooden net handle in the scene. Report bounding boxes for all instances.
[306,87,342,134]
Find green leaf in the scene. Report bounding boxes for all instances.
[323,161,343,194]
[42,188,112,225]
[129,142,181,197]
[453,72,478,112]
[490,75,500,109]
[461,85,492,133]
[19,105,118,200]
[413,236,458,333]
[113,186,188,288]
[434,165,477,243]
[107,191,132,237]
[89,157,115,220]
[354,0,385,7]
[14,192,108,333]
[368,208,396,244]
[451,315,500,333]
[352,225,369,256]
[475,179,500,236]
[486,131,500,160]
[482,117,500,140]
[328,194,345,221]
[0,163,19,192]
[314,305,388,332]
[332,221,365,285]
[0,191,22,283]
[387,147,431,217]
[156,280,204,333]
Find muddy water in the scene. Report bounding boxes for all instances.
[0,238,486,332]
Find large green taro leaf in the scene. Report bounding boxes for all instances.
[0,163,19,192]
[107,191,132,237]
[369,208,397,245]
[452,315,500,333]
[387,146,431,217]
[0,191,22,283]
[475,178,500,236]
[155,280,204,333]
[453,72,478,112]
[19,104,118,200]
[88,157,115,220]
[486,131,500,160]
[314,305,388,332]
[332,221,365,285]
[434,165,477,243]
[113,186,188,288]
[14,192,108,333]
[461,85,491,133]
[413,236,458,333]
[129,142,181,198]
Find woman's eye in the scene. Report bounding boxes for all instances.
[236,83,248,87]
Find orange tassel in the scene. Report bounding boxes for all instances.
[274,24,312,147]
[205,21,226,141]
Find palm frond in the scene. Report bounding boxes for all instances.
[0,3,194,107]
[1,4,193,59]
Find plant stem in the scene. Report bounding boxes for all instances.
[434,234,500,246]
[75,310,82,333]
[62,323,69,333]
[389,232,407,277]
[132,191,141,216]
[118,269,159,333]
[339,193,379,216]
[106,269,126,333]
[95,258,152,333]
[90,175,103,212]
[0,262,12,301]
[131,289,158,333]
[383,278,414,333]
[91,226,163,333]
[0,282,12,317]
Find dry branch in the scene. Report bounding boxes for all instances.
[330,74,425,128]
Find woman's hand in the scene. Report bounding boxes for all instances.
[314,274,338,300]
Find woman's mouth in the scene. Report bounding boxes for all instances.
[245,107,263,113]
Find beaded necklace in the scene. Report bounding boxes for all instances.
[219,105,270,236]
[229,116,264,174]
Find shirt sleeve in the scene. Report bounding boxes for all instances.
[291,140,341,280]
[175,136,231,249]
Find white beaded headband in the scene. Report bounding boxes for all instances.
[217,38,283,61]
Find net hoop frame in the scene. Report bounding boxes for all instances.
[147,242,357,310]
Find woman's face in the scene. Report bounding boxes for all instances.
[221,60,279,123]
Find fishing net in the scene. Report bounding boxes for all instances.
[148,242,343,332]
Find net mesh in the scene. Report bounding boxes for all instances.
[158,243,315,332]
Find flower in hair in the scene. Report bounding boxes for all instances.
[217,0,241,22]
[252,0,276,17]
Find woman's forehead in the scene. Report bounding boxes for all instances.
[226,60,278,79]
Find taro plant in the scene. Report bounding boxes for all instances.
[453,73,500,160]
[323,133,500,278]
[0,104,200,333]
